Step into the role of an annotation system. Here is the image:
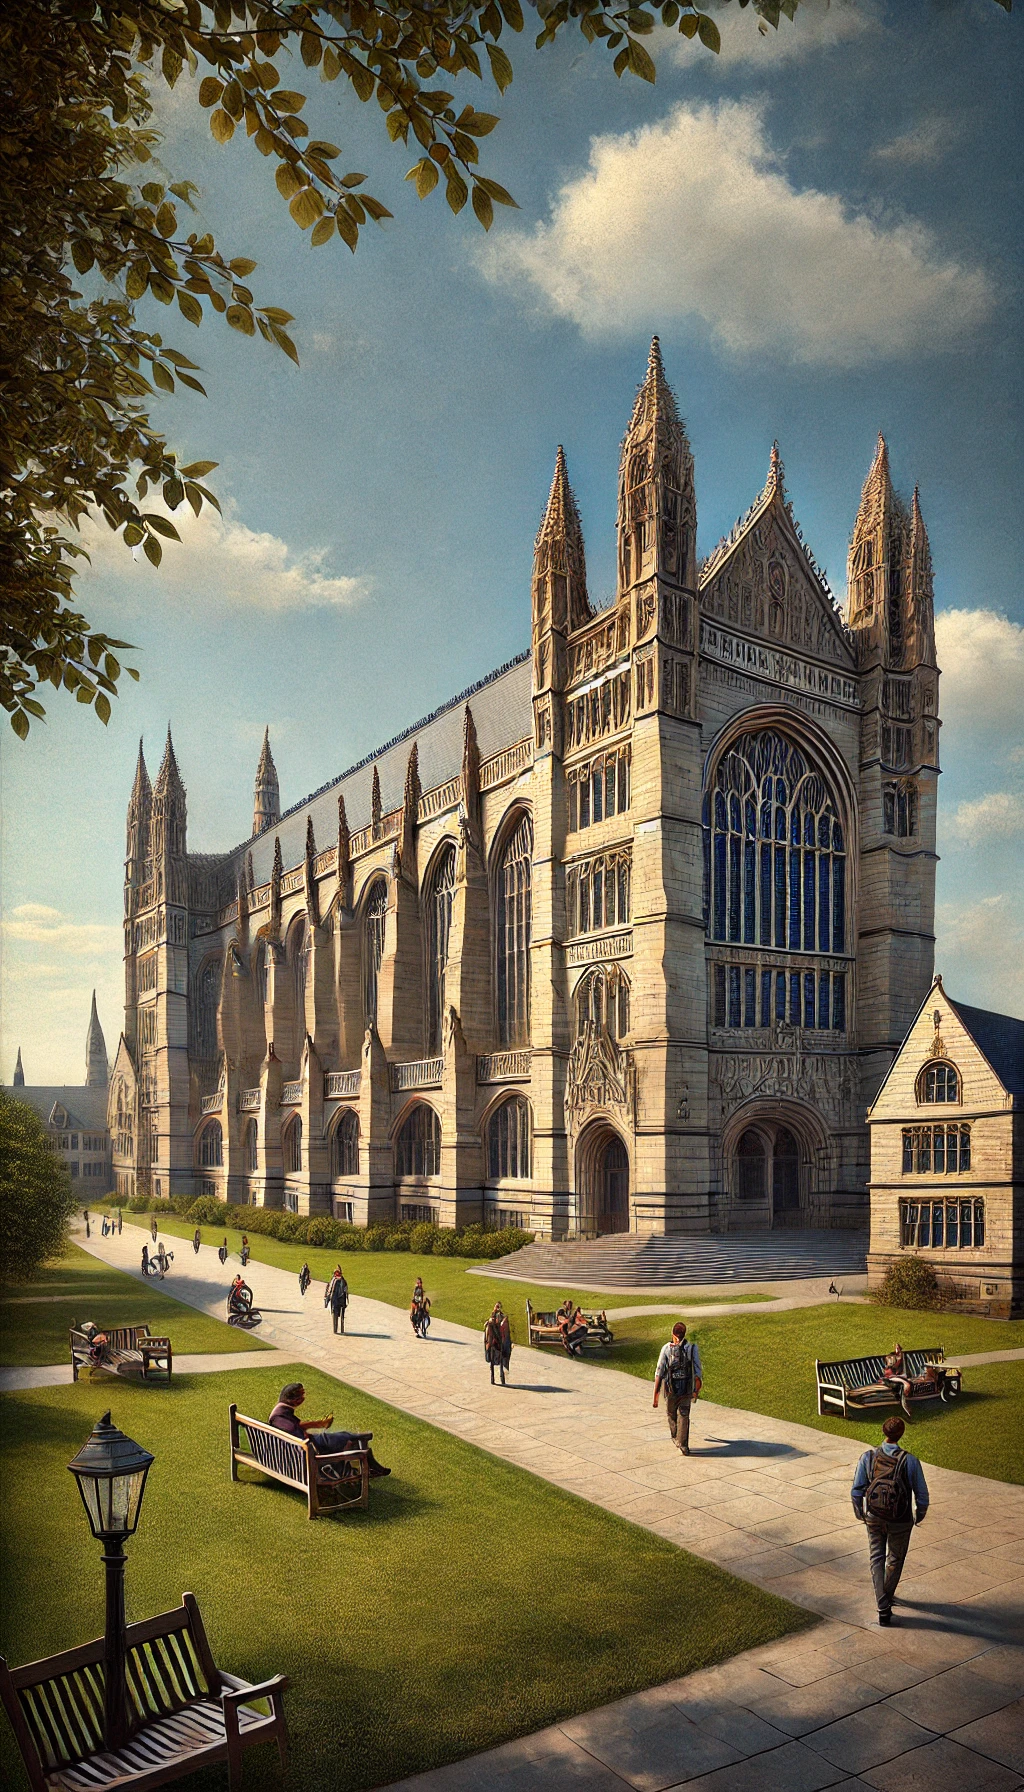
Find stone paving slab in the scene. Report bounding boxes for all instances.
[59,1227,1023,1792]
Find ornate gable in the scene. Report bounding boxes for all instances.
[699,449,855,671]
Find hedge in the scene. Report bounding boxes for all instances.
[126,1196,532,1258]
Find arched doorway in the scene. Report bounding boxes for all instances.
[772,1127,800,1221]
[576,1123,631,1237]
[726,1112,820,1230]
[736,1129,767,1202]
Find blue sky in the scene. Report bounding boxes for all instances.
[2,0,1022,1080]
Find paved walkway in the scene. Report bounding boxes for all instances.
[65,1228,1023,1792]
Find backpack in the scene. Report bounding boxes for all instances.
[863,1447,912,1523]
[667,1341,694,1398]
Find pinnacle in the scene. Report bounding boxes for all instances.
[766,440,785,495]
[130,738,150,800]
[154,724,183,794]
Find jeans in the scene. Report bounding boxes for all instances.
[665,1388,692,1449]
[311,1431,361,1455]
[332,1310,346,1333]
[866,1521,914,1615]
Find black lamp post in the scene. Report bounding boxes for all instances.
[67,1413,154,1752]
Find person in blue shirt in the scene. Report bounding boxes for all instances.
[851,1415,929,1625]
[653,1322,703,1454]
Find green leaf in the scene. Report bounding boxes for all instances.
[301,29,323,66]
[223,79,244,118]
[163,477,184,510]
[152,361,175,392]
[696,11,721,51]
[445,167,469,214]
[270,323,300,364]
[141,182,165,203]
[10,711,29,740]
[626,37,657,79]
[411,157,439,198]
[499,0,524,28]
[478,178,518,207]
[180,460,219,477]
[126,263,149,300]
[341,171,367,187]
[177,290,203,326]
[486,43,514,92]
[177,372,208,393]
[678,13,698,36]
[155,202,177,237]
[71,240,95,274]
[472,184,494,229]
[104,654,121,681]
[259,307,294,323]
[361,195,392,222]
[95,693,112,725]
[123,523,145,547]
[145,515,181,539]
[335,207,359,249]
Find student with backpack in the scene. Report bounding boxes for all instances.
[653,1321,703,1454]
[851,1415,929,1625]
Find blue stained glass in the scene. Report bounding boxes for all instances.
[790,810,800,846]
[728,966,741,1028]
[715,791,727,830]
[774,847,786,948]
[702,829,710,929]
[744,968,756,1025]
[833,858,846,952]
[818,971,830,1029]
[789,853,801,949]
[833,974,846,1032]
[714,834,727,938]
[776,972,786,1021]
[730,793,742,833]
[932,1202,943,1247]
[790,973,801,1023]
[804,812,815,846]
[759,844,772,945]
[729,835,741,941]
[803,852,816,951]
[761,970,772,1025]
[804,973,815,1028]
[743,841,756,943]
[702,794,710,826]
[818,858,831,952]
[819,813,831,848]
[776,779,786,803]
[775,806,786,841]
[745,800,756,837]
[833,821,844,852]
[760,802,772,838]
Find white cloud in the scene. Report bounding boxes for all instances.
[873,117,953,168]
[76,497,367,612]
[480,99,993,366]
[935,894,1024,1016]
[945,790,1024,843]
[674,0,872,68]
[3,905,122,958]
[935,609,1024,758]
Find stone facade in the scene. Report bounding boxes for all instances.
[866,978,1023,1318]
[109,341,944,1238]
[12,997,113,1193]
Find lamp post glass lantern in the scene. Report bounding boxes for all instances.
[67,1413,154,1752]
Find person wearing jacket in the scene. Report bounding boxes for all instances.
[484,1304,512,1385]
[653,1322,703,1454]
[330,1269,350,1334]
[851,1415,929,1625]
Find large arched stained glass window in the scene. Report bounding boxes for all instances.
[193,957,221,1060]
[703,730,846,954]
[487,1096,532,1180]
[426,843,457,1054]
[331,1109,359,1177]
[198,1120,223,1168]
[283,1115,302,1175]
[292,919,311,1017]
[574,965,630,1041]
[363,879,388,1025]
[395,1104,441,1178]
[496,814,532,1046]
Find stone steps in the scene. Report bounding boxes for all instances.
[484,1229,869,1287]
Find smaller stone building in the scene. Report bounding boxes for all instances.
[867,976,1023,1318]
[9,995,113,1195]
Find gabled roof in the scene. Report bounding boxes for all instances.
[947,997,1024,1099]
[13,1087,110,1131]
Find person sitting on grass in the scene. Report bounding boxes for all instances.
[269,1383,391,1478]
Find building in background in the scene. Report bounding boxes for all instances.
[10,994,113,1193]
[109,341,943,1236]
[867,977,1023,1317]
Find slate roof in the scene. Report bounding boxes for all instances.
[948,999,1024,1099]
[238,651,532,888]
[13,1087,110,1130]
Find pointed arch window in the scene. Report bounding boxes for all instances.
[703,729,846,955]
[395,1104,441,1179]
[884,780,917,838]
[244,1119,258,1175]
[487,1096,532,1180]
[198,1120,223,1168]
[194,958,221,1061]
[574,965,630,1041]
[426,843,457,1054]
[283,1115,302,1175]
[292,919,311,1014]
[331,1109,359,1178]
[363,879,388,1025]
[496,814,532,1046]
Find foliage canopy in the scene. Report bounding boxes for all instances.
[0,0,1011,737]
[0,1091,80,1281]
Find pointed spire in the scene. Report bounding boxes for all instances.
[128,739,151,812]
[851,433,894,545]
[462,704,481,845]
[905,486,936,665]
[85,991,109,1087]
[766,440,785,497]
[252,726,281,837]
[371,765,382,839]
[533,446,591,634]
[269,834,283,940]
[400,742,421,875]
[337,792,351,898]
[847,432,910,651]
[304,815,320,927]
[13,1047,25,1088]
[154,724,184,797]
[617,336,695,597]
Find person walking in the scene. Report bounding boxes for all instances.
[653,1322,703,1454]
[298,1261,312,1297]
[330,1269,349,1334]
[83,1209,90,1238]
[151,1215,158,1245]
[218,1237,228,1267]
[101,1215,109,1237]
[484,1304,511,1385]
[154,1241,173,1278]
[410,1277,431,1338]
[852,1415,929,1626]
[141,1242,150,1277]
[241,1234,250,1267]
[117,1208,123,1235]
[192,1227,202,1255]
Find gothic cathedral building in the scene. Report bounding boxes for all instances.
[108,342,940,1237]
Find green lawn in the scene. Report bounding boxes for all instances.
[607,1305,1024,1484]
[0,1366,812,1792]
[114,1212,774,1339]
[0,1243,270,1366]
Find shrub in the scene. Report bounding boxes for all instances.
[306,1216,337,1248]
[128,1193,150,1212]
[0,1091,79,1280]
[409,1222,440,1255]
[875,1256,942,1311]
[185,1196,227,1226]
[363,1226,391,1252]
[432,1227,458,1256]
[384,1228,410,1250]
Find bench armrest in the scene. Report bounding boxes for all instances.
[141,1337,171,1351]
[221,1673,289,1708]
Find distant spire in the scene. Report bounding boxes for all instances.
[371,765,382,839]
[304,816,320,927]
[533,446,591,634]
[337,792,351,896]
[153,724,184,798]
[253,727,280,837]
[851,433,894,546]
[462,704,481,844]
[13,1047,25,1088]
[847,432,910,655]
[128,739,151,812]
[617,336,695,597]
[766,440,785,497]
[85,991,109,1087]
[905,486,936,665]
[623,335,682,440]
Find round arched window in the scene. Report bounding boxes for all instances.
[917,1061,960,1104]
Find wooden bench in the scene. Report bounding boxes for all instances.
[229,1405,370,1520]
[526,1301,614,1351]
[0,1591,287,1792]
[815,1347,962,1419]
[70,1324,173,1383]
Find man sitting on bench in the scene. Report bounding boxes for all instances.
[269,1382,391,1479]
[883,1345,914,1419]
